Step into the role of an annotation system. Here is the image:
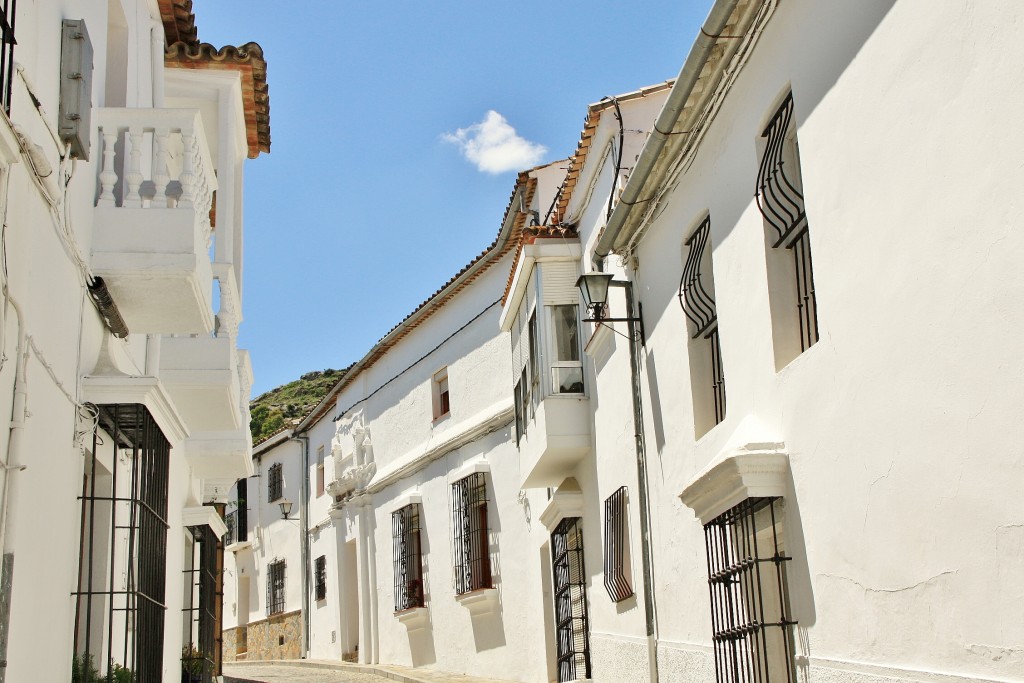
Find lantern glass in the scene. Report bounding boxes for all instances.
[576,273,614,312]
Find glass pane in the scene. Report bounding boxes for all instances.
[552,305,580,362]
[553,366,584,394]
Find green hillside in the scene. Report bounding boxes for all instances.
[249,368,346,443]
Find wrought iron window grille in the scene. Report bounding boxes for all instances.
[182,523,218,683]
[603,486,634,602]
[0,0,16,115]
[552,517,592,682]
[755,92,819,352]
[267,462,283,503]
[392,504,425,611]
[679,216,726,426]
[73,403,170,683]
[267,559,286,616]
[704,497,797,683]
[451,472,492,595]
[314,555,327,602]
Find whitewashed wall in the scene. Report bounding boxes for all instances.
[573,1,1024,682]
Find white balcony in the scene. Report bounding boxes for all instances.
[160,335,241,433]
[519,396,592,488]
[91,108,218,335]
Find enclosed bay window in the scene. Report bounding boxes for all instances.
[550,304,584,394]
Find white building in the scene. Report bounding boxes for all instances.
[0,1,269,681]
[227,1,1023,682]
[519,0,1024,682]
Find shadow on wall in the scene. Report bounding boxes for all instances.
[470,603,507,653]
[408,622,437,667]
[784,467,817,679]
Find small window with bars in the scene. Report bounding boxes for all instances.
[603,486,633,602]
[267,462,283,502]
[392,503,425,611]
[756,92,819,367]
[679,215,726,435]
[451,472,492,595]
[267,559,286,615]
[704,497,797,683]
[552,517,592,682]
[314,555,327,601]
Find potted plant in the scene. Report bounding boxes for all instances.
[180,645,204,683]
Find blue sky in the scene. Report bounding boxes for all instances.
[198,1,712,396]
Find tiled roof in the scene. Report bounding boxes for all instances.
[550,81,674,226]
[158,0,198,46]
[165,42,271,158]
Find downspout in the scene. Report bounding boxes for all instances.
[296,434,310,659]
[593,0,741,267]
[0,293,28,683]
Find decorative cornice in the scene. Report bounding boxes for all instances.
[182,505,228,539]
[678,442,790,524]
[81,375,190,447]
[539,486,585,532]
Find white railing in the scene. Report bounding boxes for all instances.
[95,108,218,234]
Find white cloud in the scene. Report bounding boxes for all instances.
[442,111,547,174]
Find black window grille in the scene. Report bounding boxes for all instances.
[603,487,633,602]
[235,478,248,543]
[73,403,170,683]
[0,0,16,115]
[755,92,819,351]
[679,216,726,426]
[451,472,491,594]
[704,497,797,683]
[267,462,282,502]
[314,555,327,602]
[392,503,424,611]
[224,510,236,547]
[267,560,286,615]
[182,523,218,683]
[551,517,592,682]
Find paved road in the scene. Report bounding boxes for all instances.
[224,664,387,683]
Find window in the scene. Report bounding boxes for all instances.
[267,559,286,615]
[513,308,539,443]
[550,305,584,394]
[74,404,171,682]
[314,555,327,601]
[451,472,491,594]
[679,215,726,435]
[316,445,325,498]
[0,1,15,114]
[756,92,819,367]
[603,487,633,602]
[392,503,425,611]
[704,497,796,683]
[183,524,218,681]
[432,368,450,420]
[267,462,283,502]
[552,517,592,682]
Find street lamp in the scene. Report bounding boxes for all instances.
[575,271,657,657]
[278,499,294,519]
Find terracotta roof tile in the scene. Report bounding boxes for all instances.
[165,42,271,158]
[158,0,198,46]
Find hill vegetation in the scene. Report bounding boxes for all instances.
[249,368,346,443]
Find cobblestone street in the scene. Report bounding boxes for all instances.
[224,664,387,683]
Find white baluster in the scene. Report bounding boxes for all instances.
[180,130,195,209]
[124,126,144,208]
[153,127,170,208]
[97,129,118,207]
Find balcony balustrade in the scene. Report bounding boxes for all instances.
[91,107,218,335]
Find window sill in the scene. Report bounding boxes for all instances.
[454,587,498,616]
[431,412,451,426]
[395,605,429,630]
